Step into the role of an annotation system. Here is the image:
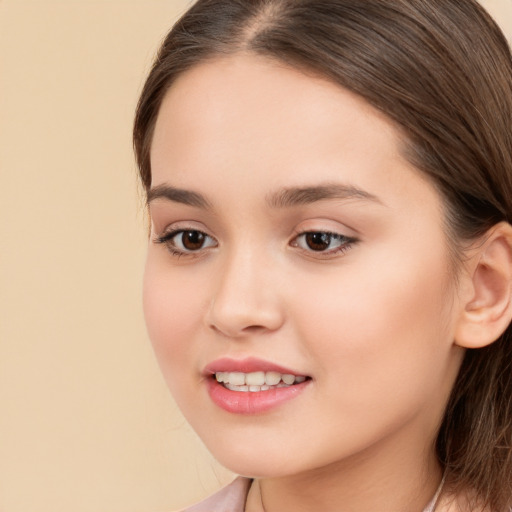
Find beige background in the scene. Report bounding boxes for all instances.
[1,1,511,511]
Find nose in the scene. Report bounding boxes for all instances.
[205,248,285,338]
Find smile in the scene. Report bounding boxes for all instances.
[215,371,307,392]
[205,358,312,414]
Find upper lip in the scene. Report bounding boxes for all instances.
[204,357,308,376]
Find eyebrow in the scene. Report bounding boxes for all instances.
[147,184,212,209]
[267,183,382,208]
[147,182,382,209]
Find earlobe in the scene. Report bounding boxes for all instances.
[455,222,512,349]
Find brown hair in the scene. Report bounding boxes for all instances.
[133,1,512,509]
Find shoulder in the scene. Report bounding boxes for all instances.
[176,477,253,512]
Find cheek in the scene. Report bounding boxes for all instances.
[291,245,456,410]
[142,254,204,378]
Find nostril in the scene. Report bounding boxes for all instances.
[242,325,268,333]
[208,322,268,337]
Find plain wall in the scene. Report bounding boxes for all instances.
[1,1,511,511]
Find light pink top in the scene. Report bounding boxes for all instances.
[179,478,251,512]
[179,477,442,512]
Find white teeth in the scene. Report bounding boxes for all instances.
[215,370,308,391]
[245,371,265,386]
[265,371,281,386]
[225,383,249,392]
[215,372,227,383]
[282,374,295,385]
[229,372,246,386]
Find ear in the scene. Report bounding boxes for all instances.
[455,222,512,349]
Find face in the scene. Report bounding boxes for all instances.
[144,54,465,479]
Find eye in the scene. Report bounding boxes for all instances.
[292,231,356,255]
[155,229,217,255]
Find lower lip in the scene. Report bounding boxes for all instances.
[206,378,310,414]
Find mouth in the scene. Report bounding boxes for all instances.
[204,358,312,414]
[213,371,308,392]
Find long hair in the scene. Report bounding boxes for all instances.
[134,1,512,509]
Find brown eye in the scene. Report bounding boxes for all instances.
[156,229,217,254]
[305,232,331,251]
[292,231,356,256]
[181,230,206,250]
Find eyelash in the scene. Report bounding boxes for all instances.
[290,230,357,258]
[154,228,357,259]
[154,229,217,258]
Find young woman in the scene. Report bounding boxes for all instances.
[133,1,512,510]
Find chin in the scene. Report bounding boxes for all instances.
[199,433,307,479]
[217,456,294,479]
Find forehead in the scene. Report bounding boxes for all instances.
[150,54,439,217]
[152,56,398,167]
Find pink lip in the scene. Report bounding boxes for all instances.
[204,357,306,376]
[204,357,311,415]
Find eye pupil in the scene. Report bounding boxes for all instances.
[305,232,331,251]
[182,231,205,250]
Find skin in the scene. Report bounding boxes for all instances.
[144,54,469,511]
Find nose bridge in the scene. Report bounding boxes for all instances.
[206,240,284,337]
